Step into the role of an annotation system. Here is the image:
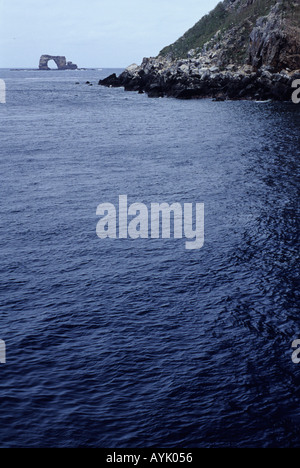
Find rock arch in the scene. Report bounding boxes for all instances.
[39,55,78,70]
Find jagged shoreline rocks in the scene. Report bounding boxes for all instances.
[99,58,300,101]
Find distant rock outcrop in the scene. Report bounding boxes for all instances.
[39,55,78,70]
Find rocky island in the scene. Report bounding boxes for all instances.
[39,55,78,70]
[99,0,300,100]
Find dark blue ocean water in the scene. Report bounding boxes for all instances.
[0,68,299,448]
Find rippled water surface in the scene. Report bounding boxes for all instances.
[0,69,299,448]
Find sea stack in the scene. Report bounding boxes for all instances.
[39,55,78,70]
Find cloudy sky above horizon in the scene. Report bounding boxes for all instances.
[0,0,220,68]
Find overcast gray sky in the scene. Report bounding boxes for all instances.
[0,0,220,68]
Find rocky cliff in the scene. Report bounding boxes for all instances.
[99,0,300,100]
[159,0,300,72]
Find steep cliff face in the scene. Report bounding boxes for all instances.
[99,0,300,100]
[249,1,300,70]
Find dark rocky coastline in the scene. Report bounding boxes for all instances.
[99,58,300,101]
[99,0,300,101]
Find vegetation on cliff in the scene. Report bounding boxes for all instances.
[159,0,300,70]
